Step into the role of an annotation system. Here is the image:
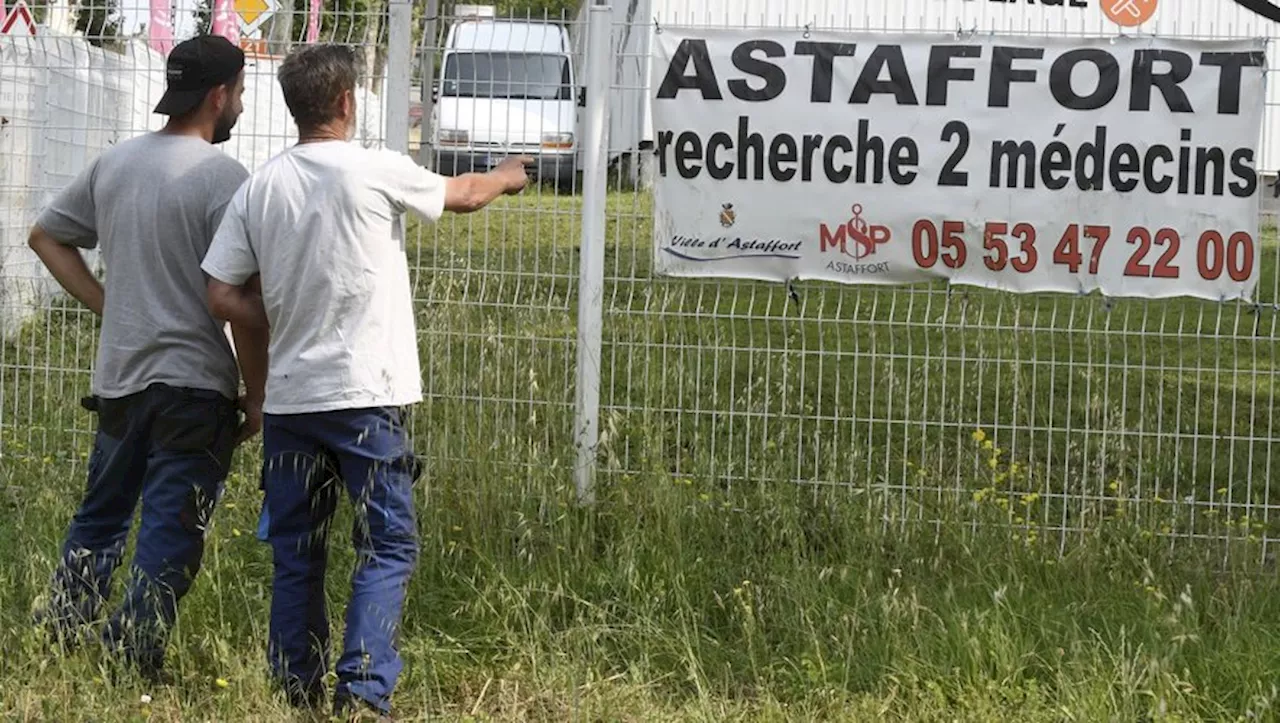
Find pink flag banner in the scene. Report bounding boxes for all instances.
[307,0,321,42]
[148,0,174,55]
[211,0,240,44]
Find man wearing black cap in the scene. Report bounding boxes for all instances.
[27,34,269,681]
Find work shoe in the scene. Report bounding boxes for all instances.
[332,692,394,722]
[32,605,94,653]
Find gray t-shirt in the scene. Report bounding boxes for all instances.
[36,132,249,400]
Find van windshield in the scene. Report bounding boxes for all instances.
[442,52,572,100]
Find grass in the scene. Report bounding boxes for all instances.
[1,188,1279,721]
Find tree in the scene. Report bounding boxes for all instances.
[262,7,294,57]
[495,0,579,18]
[76,0,124,49]
[194,0,212,34]
[29,0,50,24]
[284,0,387,91]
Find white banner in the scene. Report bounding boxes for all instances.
[650,29,1266,301]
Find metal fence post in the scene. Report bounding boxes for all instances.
[417,0,442,167]
[573,0,613,506]
[385,0,413,154]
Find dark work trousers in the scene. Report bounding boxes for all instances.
[261,406,421,714]
[41,383,238,673]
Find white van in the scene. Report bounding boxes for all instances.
[428,12,581,190]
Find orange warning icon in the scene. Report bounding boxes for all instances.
[1104,0,1158,26]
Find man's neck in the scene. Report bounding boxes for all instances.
[159,119,212,143]
[297,123,349,145]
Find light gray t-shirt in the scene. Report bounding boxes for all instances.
[36,132,250,400]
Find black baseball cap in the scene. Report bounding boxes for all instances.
[154,35,246,116]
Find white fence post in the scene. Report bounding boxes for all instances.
[573,0,613,506]
[417,0,442,167]
[385,0,413,154]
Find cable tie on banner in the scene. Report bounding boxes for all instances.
[787,279,801,307]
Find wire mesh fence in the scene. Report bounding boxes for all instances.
[2,0,1279,561]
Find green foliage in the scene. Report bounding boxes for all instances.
[193,0,212,35]
[75,0,123,48]
[291,0,387,45]
[27,0,50,24]
[494,0,580,18]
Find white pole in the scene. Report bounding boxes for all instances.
[385,0,413,154]
[417,0,441,167]
[574,0,612,506]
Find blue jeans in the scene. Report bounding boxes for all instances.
[261,407,420,713]
[42,383,238,672]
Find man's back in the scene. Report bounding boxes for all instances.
[37,132,248,399]
[205,141,446,414]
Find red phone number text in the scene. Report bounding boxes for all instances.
[910,221,1255,282]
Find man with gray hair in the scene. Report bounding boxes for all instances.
[201,43,530,719]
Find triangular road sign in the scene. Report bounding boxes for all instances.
[1,0,35,35]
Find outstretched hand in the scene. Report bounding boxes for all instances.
[494,155,534,195]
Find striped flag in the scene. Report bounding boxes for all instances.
[148,0,174,55]
[211,0,239,44]
[307,0,321,42]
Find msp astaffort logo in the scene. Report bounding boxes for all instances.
[820,204,890,260]
[819,203,892,277]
